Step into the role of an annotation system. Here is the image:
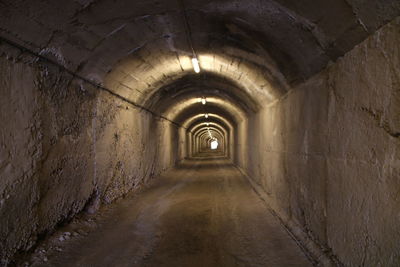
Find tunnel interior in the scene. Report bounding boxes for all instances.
[1,0,400,266]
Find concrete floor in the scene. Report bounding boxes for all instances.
[33,158,312,267]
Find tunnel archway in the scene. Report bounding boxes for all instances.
[190,122,229,157]
[1,1,400,266]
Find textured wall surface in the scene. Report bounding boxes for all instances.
[0,56,178,264]
[246,18,400,266]
[2,0,399,84]
[0,57,43,265]
[1,1,399,265]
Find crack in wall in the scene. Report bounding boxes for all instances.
[361,106,400,139]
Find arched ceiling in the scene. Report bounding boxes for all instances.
[183,114,234,131]
[174,105,238,127]
[165,96,246,123]
[104,50,282,105]
[144,73,259,112]
[197,129,224,143]
[1,0,399,93]
[192,123,227,138]
[1,0,400,140]
[188,120,230,135]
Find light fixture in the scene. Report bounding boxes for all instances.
[206,123,209,126]
[192,57,200,73]
[204,113,208,118]
[201,97,206,105]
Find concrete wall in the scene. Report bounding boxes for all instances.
[0,56,178,264]
[236,120,249,169]
[1,9,399,267]
[245,18,400,266]
[93,92,178,203]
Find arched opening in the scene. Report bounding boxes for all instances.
[1,1,399,266]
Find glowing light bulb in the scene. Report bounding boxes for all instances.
[192,57,200,73]
[201,97,206,105]
[206,123,209,126]
[204,113,208,118]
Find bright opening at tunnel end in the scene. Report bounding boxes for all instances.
[211,140,218,150]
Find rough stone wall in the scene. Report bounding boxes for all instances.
[0,56,178,264]
[246,18,400,266]
[0,57,43,265]
[0,57,97,264]
[93,92,176,204]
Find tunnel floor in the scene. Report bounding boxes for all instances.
[29,159,312,267]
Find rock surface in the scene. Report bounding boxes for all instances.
[246,17,400,266]
[0,55,177,264]
[0,1,399,266]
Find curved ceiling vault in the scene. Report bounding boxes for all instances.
[193,125,227,141]
[197,129,224,145]
[189,121,230,136]
[2,0,398,118]
[195,126,226,140]
[183,114,234,132]
[2,0,399,163]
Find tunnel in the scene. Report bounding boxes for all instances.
[1,1,400,266]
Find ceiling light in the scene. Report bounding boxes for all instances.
[201,97,206,105]
[192,57,200,73]
[204,113,208,118]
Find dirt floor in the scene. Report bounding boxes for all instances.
[26,158,312,267]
